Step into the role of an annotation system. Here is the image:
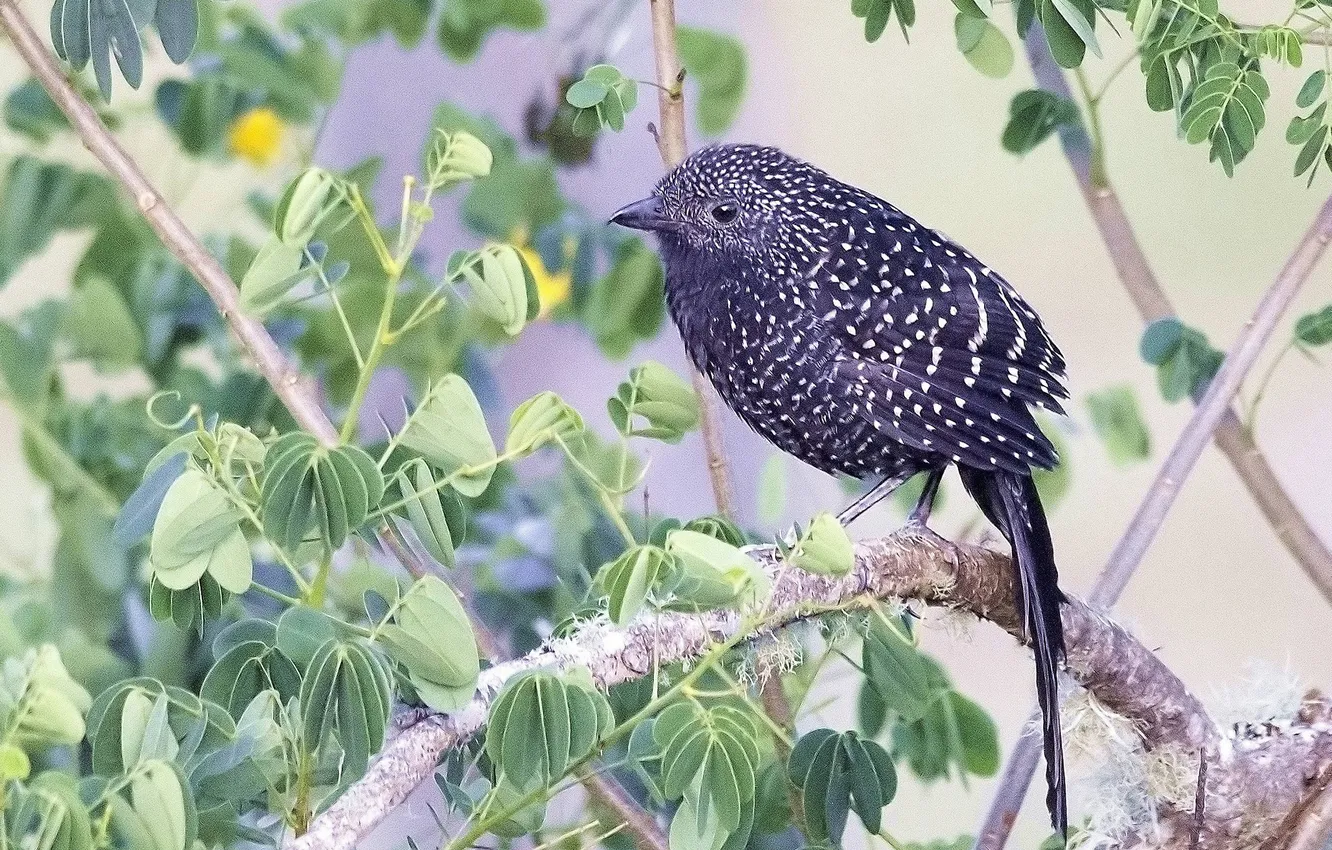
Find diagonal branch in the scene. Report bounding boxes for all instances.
[291,529,1219,850]
[974,29,1332,850]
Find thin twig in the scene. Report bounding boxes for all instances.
[645,0,738,521]
[1191,749,1208,850]
[974,28,1332,850]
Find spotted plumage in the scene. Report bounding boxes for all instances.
[613,143,1072,841]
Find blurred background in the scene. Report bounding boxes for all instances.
[1,0,1329,845]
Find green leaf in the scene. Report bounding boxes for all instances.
[14,771,93,850]
[790,512,855,576]
[259,434,385,552]
[3,79,68,143]
[130,759,195,850]
[397,375,497,497]
[1298,70,1327,109]
[955,17,1014,78]
[1140,319,1223,402]
[608,361,700,443]
[376,576,479,712]
[788,729,896,844]
[566,79,610,109]
[66,276,143,370]
[200,640,301,719]
[583,239,666,358]
[437,0,547,61]
[394,459,467,568]
[595,545,681,625]
[653,701,760,833]
[949,691,999,775]
[507,391,585,456]
[149,468,252,593]
[892,684,1000,782]
[852,0,915,41]
[1002,90,1081,154]
[452,243,533,335]
[1180,62,1270,176]
[862,615,941,723]
[155,0,200,64]
[0,157,114,287]
[425,129,493,190]
[1140,317,1184,363]
[299,638,391,775]
[677,27,748,135]
[273,167,349,247]
[239,236,310,316]
[275,606,339,667]
[1295,304,1332,345]
[665,529,769,611]
[1086,385,1150,465]
[53,0,143,100]
[486,670,612,791]
[0,300,65,410]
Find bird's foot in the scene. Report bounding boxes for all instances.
[898,515,949,547]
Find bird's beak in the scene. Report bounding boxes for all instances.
[609,196,669,231]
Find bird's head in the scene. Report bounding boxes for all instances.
[610,144,822,267]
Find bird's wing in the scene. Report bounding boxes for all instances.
[813,205,1066,472]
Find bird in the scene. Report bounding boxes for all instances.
[611,143,1071,839]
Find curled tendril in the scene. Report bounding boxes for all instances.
[146,390,203,431]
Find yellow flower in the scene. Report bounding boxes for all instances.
[517,241,573,317]
[228,106,285,167]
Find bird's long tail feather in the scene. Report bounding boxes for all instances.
[959,468,1067,840]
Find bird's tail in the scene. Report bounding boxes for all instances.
[958,468,1067,841]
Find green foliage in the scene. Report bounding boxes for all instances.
[376,576,480,712]
[149,467,253,594]
[583,239,667,358]
[595,545,679,625]
[397,375,497,497]
[861,614,945,723]
[259,433,385,552]
[485,669,612,790]
[4,79,67,143]
[955,16,1014,78]
[1140,317,1225,402]
[1291,71,1332,183]
[1087,386,1151,465]
[608,361,700,443]
[300,637,392,775]
[789,512,855,576]
[852,0,916,42]
[653,701,761,840]
[395,458,468,568]
[449,244,538,336]
[1002,90,1082,154]
[665,529,770,612]
[507,392,585,457]
[566,65,640,137]
[1295,304,1332,346]
[1039,0,1102,68]
[437,0,547,61]
[1180,60,1270,176]
[789,728,897,844]
[677,27,749,135]
[0,157,114,287]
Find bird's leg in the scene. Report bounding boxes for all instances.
[836,471,913,526]
[904,467,945,530]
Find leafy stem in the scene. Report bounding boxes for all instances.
[442,618,762,850]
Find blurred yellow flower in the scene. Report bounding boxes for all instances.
[517,242,572,317]
[228,106,285,167]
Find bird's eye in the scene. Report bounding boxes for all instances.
[710,202,739,225]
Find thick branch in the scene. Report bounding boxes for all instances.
[0,0,338,449]
[292,530,1214,850]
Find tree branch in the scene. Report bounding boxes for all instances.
[975,29,1332,849]
[646,0,738,521]
[291,528,1232,850]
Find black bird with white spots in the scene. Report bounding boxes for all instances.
[612,143,1072,840]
